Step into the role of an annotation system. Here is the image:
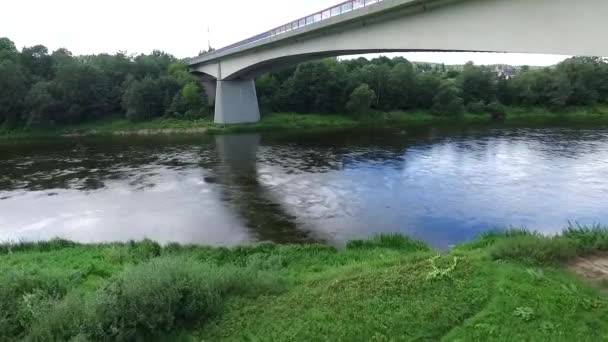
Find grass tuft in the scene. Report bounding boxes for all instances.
[0,239,77,255]
[346,233,430,252]
[490,233,578,265]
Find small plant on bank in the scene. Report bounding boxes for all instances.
[346,234,430,252]
[426,255,459,281]
[513,306,535,322]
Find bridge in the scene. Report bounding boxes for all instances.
[189,0,608,124]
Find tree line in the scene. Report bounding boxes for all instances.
[3,35,608,128]
[256,56,608,115]
[0,37,208,128]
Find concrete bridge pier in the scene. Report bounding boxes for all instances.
[214,79,260,124]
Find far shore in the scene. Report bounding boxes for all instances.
[2,105,608,141]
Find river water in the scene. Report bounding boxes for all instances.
[1,125,607,248]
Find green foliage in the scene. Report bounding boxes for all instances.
[0,60,27,125]
[563,225,608,253]
[168,82,208,119]
[20,45,53,80]
[459,62,497,104]
[387,61,415,109]
[346,233,430,252]
[486,226,608,265]
[2,231,608,340]
[0,37,203,128]
[426,255,459,280]
[0,37,19,62]
[87,257,282,341]
[122,77,164,121]
[433,80,465,116]
[0,270,70,340]
[346,83,376,113]
[490,233,578,265]
[513,306,536,322]
[0,238,77,255]
[3,35,608,128]
[467,100,486,114]
[486,100,506,114]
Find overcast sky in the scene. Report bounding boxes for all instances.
[1,0,570,66]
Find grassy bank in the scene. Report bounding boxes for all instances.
[2,228,608,341]
[2,105,608,141]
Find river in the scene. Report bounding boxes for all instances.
[1,125,607,248]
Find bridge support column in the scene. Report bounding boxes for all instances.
[215,79,260,124]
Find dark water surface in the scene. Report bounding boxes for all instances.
[1,126,608,248]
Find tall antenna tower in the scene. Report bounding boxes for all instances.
[207,27,212,51]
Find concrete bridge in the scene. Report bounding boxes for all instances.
[189,0,608,124]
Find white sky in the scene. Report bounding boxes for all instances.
[1,0,569,66]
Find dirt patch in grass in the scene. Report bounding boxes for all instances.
[569,254,608,282]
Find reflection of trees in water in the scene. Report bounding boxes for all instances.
[210,134,316,244]
[0,138,208,192]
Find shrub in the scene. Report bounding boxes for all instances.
[485,100,506,114]
[86,256,283,341]
[432,80,464,116]
[346,84,376,113]
[467,100,486,114]
[26,293,87,342]
[0,238,76,255]
[346,234,430,252]
[489,233,578,265]
[562,225,608,253]
[0,270,69,341]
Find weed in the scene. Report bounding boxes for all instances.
[426,255,459,280]
[513,307,535,322]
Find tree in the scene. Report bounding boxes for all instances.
[52,63,110,122]
[24,82,57,127]
[0,37,19,62]
[356,63,390,108]
[168,82,208,118]
[122,78,164,121]
[50,48,76,70]
[0,60,27,125]
[346,84,376,113]
[411,73,441,109]
[459,62,496,104]
[20,45,53,80]
[288,61,336,113]
[256,74,281,111]
[433,80,464,116]
[387,61,415,109]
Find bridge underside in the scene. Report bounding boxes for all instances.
[190,0,608,124]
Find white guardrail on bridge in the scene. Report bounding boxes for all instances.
[208,0,384,56]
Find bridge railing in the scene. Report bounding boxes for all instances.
[208,0,384,57]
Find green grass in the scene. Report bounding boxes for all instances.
[2,229,608,341]
[3,105,608,141]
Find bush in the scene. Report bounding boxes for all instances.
[346,84,376,113]
[0,270,69,341]
[486,101,506,114]
[467,100,486,114]
[0,238,76,255]
[86,256,283,341]
[562,225,608,253]
[26,293,87,342]
[432,80,464,116]
[489,233,578,265]
[346,234,430,252]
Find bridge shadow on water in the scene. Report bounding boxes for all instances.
[206,134,318,244]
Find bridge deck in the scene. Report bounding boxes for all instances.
[188,0,426,66]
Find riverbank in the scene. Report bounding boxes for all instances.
[2,228,608,341]
[2,105,608,141]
